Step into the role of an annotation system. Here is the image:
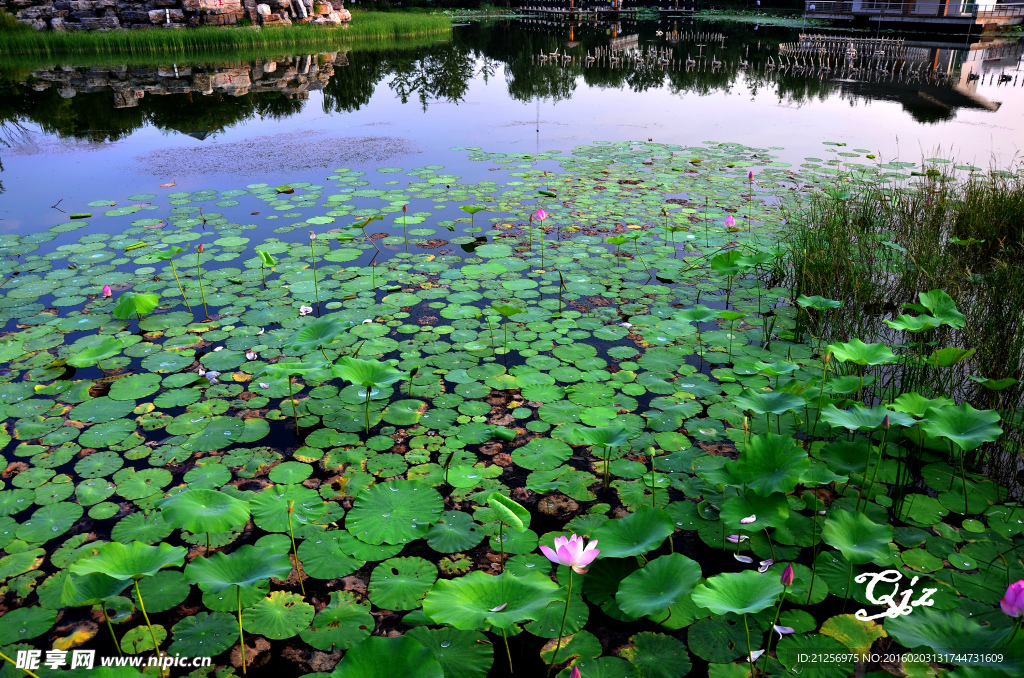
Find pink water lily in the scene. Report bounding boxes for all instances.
[536,208,548,222]
[1001,580,1024,617]
[101,285,112,298]
[540,534,599,574]
[724,215,736,228]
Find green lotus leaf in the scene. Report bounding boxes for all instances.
[796,295,843,310]
[405,627,494,678]
[242,590,314,639]
[821,510,894,565]
[578,425,633,449]
[732,390,804,416]
[913,289,965,328]
[615,553,701,617]
[184,544,293,593]
[168,612,238,657]
[422,571,561,630]
[70,541,186,581]
[591,506,674,558]
[16,502,83,543]
[289,315,349,354]
[67,336,125,368]
[425,510,486,552]
[886,609,1022,671]
[922,403,1003,452]
[62,571,132,606]
[132,569,191,613]
[250,484,325,533]
[691,569,784,615]
[369,557,438,611]
[826,338,896,366]
[819,404,915,431]
[729,432,809,496]
[512,437,572,471]
[299,591,373,651]
[0,607,57,646]
[296,532,366,579]
[487,493,530,533]
[332,636,445,678]
[332,356,405,388]
[619,632,691,678]
[156,489,250,535]
[346,480,443,545]
[112,292,159,320]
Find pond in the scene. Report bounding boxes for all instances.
[0,14,1023,678]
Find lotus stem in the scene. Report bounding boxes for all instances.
[169,259,191,312]
[743,613,753,667]
[762,583,789,674]
[196,251,208,319]
[103,606,123,657]
[502,319,509,369]
[763,529,776,561]
[310,240,321,316]
[547,569,573,676]
[288,378,299,431]
[365,390,371,435]
[704,196,710,248]
[238,586,246,675]
[0,650,40,678]
[634,238,651,278]
[206,532,210,554]
[261,262,266,289]
[842,561,853,612]
[860,426,890,512]
[286,500,306,596]
[498,522,505,571]
[134,579,167,678]
[501,627,513,674]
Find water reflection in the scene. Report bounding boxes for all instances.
[0,19,1019,144]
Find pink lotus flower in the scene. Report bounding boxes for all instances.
[773,625,795,639]
[540,534,599,574]
[570,667,581,678]
[724,215,736,228]
[536,208,548,222]
[101,285,112,298]
[1001,580,1024,617]
[781,564,794,586]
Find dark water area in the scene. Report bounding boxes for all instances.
[1,17,1023,237]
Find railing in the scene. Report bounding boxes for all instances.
[804,1,1024,18]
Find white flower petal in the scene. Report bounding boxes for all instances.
[740,514,757,524]
[734,554,754,563]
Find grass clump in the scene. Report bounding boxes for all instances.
[0,10,451,55]
[786,167,1024,482]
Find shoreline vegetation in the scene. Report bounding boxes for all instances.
[0,10,452,55]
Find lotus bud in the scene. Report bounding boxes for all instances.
[102,285,112,298]
[1001,580,1024,617]
[410,365,420,378]
[309,231,316,241]
[403,204,408,213]
[781,564,795,587]
[724,215,736,228]
[570,667,581,678]
[197,244,203,253]
[748,170,754,181]
[882,415,891,430]
[287,499,295,516]
[246,350,257,361]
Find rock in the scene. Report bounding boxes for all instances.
[537,493,579,517]
[336,7,350,20]
[256,2,270,14]
[80,16,119,29]
[261,59,276,72]
[148,9,184,23]
[68,1,96,11]
[51,17,67,30]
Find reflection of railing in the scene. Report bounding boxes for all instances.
[805,1,1024,18]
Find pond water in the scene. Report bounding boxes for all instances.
[2,18,1023,234]
[1,15,1023,678]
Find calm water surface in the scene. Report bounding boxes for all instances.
[2,18,1024,233]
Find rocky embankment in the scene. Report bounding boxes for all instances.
[13,0,351,31]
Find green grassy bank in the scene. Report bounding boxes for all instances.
[0,10,451,55]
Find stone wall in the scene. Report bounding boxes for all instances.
[22,52,349,104]
[12,0,351,31]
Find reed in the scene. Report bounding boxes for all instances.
[0,10,450,55]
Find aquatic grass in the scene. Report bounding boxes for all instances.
[0,11,452,56]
